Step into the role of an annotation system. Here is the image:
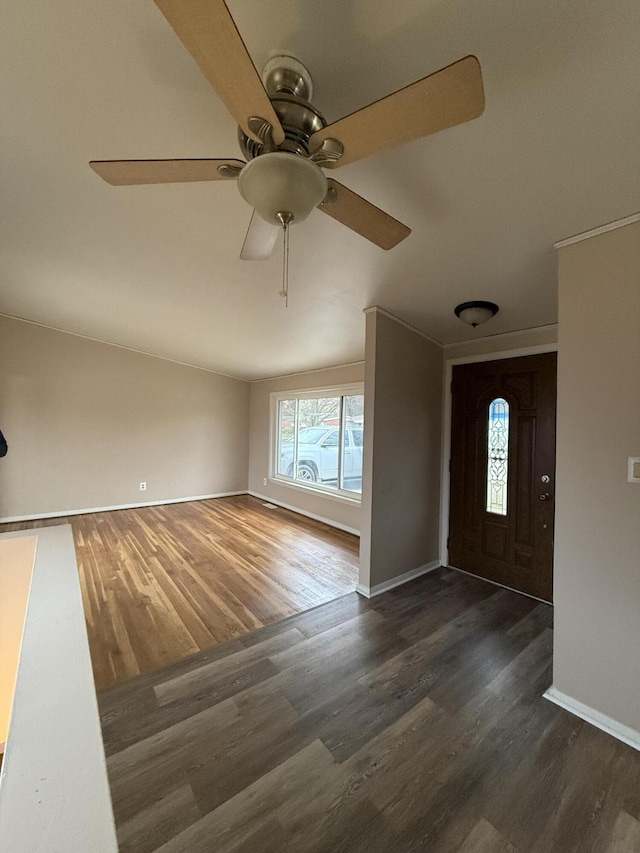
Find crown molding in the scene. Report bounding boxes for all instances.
[0,313,248,382]
[442,323,558,349]
[251,360,365,384]
[554,212,640,249]
[363,306,443,347]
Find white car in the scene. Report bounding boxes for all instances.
[280,426,363,484]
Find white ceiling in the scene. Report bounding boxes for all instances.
[2,0,639,380]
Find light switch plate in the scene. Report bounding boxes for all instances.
[628,457,640,483]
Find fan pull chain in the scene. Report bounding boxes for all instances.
[277,211,293,308]
[281,220,289,307]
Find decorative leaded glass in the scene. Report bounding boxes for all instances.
[486,398,509,515]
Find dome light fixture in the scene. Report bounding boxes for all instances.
[237,152,327,226]
[454,300,499,327]
[237,152,329,308]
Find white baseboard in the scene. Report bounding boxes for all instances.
[356,560,440,598]
[2,490,360,538]
[247,491,360,536]
[0,491,247,524]
[544,686,640,753]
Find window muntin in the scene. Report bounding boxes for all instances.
[273,388,364,499]
[486,397,509,515]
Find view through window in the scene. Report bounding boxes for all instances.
[275,390,364,497]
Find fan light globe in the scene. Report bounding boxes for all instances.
[237,152,328,226]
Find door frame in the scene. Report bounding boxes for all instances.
[440,342,558,569]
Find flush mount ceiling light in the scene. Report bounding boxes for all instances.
[454,300,499,327]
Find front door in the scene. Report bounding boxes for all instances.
[448,353,557,601]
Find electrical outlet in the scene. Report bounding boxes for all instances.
[263,478,267,486]
[139,482,147,491]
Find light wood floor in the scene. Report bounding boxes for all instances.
[0,496,359,689]
[99,568,640,852]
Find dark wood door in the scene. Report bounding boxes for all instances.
[448,353,557,601]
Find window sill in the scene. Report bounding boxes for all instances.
[268,476,362,506]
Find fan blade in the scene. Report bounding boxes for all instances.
[154,0,284,144]
[319,179,410,249]
[310,56,484,168]
[240,211,280,260]
[89,158,245,186]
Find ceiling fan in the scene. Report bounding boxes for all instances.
[90,0,485,262]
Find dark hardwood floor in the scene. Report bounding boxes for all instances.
[0,495,359,688]
[98,568,640,852]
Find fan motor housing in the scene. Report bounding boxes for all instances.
[238,56,326,160]
[238,96,326,159]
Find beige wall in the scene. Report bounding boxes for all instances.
[0,317,250,519]
[361,310,443,590]
[248,362,364,533]
[553,220,640,732]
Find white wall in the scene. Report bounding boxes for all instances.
[0,316,250,520]
[248,363,364,534]
[552,219,640,736]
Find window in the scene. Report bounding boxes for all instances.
[486,397,509,515]
[272,386,364,499]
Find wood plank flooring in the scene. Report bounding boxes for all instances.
[0,496,359,689]
[99,568,640,852]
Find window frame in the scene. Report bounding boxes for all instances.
[269,383,365,504]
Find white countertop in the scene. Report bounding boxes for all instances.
[0,525,117,852]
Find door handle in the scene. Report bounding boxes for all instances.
[539,493,551,501]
